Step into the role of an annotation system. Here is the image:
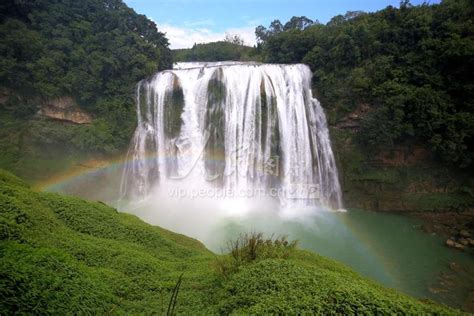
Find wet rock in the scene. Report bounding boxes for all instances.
[454,243,465,250]
[460,230,471,238]
[446,239,455,247]
[468,238,474,246]
[446,239,465,250]
[459,238,469,246]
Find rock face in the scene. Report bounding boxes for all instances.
[446,239,456,247]
[38,97,92,124]
[330,103,474,238]
[445,238,465,250]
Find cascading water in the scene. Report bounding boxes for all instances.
[120,62,343,210]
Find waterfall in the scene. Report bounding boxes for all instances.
[120,62,343,210]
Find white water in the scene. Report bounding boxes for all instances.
[120,62,343,211]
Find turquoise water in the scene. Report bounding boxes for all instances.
[207,208,473,307]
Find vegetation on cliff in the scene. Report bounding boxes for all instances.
[1,0,172,107]
[0,0,172,157]
[173,40,258,62]
[248,1,474,215]
[0,170,461,314]
[256,0,474,169]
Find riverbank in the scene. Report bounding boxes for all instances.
[411,211,474,246]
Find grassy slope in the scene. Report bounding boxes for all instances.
[0,170,461,314]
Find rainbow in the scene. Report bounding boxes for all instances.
[34,151,232,192]
[34,154,400,292]
[34,155,127,192]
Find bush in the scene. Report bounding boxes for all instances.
[214,232,298,278]
[173,41,258,62]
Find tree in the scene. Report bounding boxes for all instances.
[0,0,173,152]
[255,25,268,44]
[256,1,474,167]
[269,20,284,34]
[224,33,245,46]
[283,16,314,31]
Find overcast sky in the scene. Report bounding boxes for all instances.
[124,0,441,49]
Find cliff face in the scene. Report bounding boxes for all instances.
[331,107,474,215]
[38,97,92,124]
[0,93,111,184]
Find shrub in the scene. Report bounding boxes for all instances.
[214,232,298,278]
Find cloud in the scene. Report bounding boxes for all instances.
[157,23,257,49]
[183,19,215,27]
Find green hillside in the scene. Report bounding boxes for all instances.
[0,169,461,314]
[173,41,258,62]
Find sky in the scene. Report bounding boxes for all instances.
[124,0,441,49]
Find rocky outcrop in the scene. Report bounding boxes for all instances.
[445,238,465,250]
[445,229,474,251]
[38,97,92,124]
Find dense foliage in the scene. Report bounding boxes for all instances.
[257,0,474,168]
[173,41,258,62]
[0,0,172,152]
[0,170,460,314]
